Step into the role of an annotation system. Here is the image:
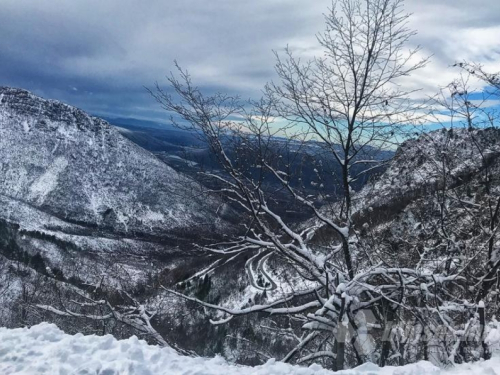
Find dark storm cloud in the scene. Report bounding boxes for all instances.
[1,0,499,122]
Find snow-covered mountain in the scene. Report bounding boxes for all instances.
[0,87,220,235]
[353,127,500,225]
[0,88,229,329]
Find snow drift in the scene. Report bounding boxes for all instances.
[1,323,500,375]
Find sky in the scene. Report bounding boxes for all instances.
[1,0,500,124]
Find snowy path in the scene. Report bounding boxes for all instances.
[1,323,500,375]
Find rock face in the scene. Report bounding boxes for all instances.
[0,87,217,235]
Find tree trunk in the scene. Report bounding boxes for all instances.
[479,302,491,360]
[380,307,395,367]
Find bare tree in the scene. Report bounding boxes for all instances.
[27,3,500,371]
[431,67,500,360]
[37,290,170,347]
[149,0,429,370]
[357,67,500,364]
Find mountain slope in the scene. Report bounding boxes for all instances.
[353,127,500,225]
[0,87,219,235]
[0,87,231,330]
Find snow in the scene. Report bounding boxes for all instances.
[486,319,500,352]
[0,86,222,237]
[22,120,30,133]
[2,323,500,375]
[28,156,69,204]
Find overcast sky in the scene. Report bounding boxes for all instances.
[1,0,499,123]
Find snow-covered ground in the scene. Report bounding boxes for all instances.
[1,324,500,375]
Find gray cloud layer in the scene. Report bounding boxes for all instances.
[1,0,499,122]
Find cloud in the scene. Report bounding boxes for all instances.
[0,0,499,122]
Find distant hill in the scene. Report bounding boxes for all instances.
[111,120,394,223]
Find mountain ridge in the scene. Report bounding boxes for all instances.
[0,86,222,236]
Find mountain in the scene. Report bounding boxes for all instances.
[0,87,221,235]
[0,87,230,327]
[113,123,205,155]
[112,121,394,224]
[353,127,500,225]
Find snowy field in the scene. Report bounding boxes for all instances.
[1,323,500,375]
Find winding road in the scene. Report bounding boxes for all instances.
[245,250,277,291]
